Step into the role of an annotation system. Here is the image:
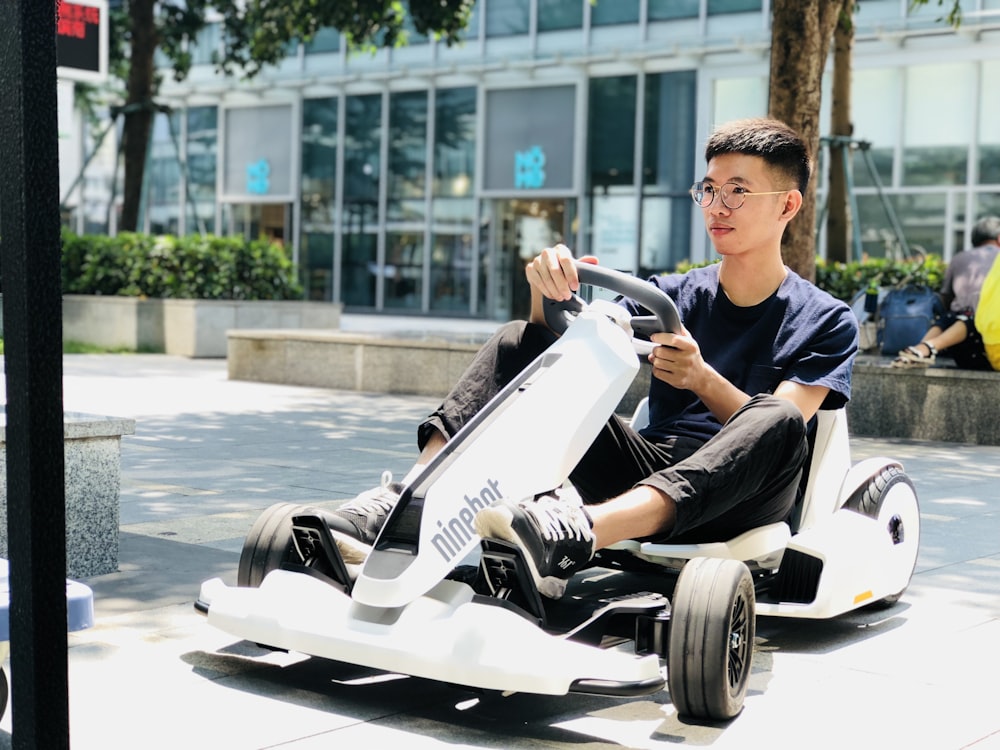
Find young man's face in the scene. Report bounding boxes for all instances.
[699,153,796,258]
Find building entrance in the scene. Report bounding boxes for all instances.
[223,203,291,249]
[490,198,576,321]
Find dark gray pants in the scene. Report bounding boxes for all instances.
[419,321,808,543]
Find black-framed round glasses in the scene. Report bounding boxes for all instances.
[689,181,790,210]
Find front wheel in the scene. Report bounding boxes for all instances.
[237,502,308,588]
[667,557,755,721]
[844,466,920,607]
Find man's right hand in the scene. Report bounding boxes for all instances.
[526,246,598,325]
[525,244,581,302]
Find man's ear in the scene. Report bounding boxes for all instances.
[782,189,804,220]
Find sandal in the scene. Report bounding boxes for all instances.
[891,342,937,368]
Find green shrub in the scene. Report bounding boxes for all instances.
[672,255,946,303]
[815,255,946,302]
[61,230,303,300]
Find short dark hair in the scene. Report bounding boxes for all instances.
[704,117,812,194]
[971,216,1000,247]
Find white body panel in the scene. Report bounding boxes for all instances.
[352,310,639,609]
[200,572,662,695]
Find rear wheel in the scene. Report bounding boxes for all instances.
[667,557,755,721]
[0,668,8,721]
[237,502,308,588]
[844,466,920,606]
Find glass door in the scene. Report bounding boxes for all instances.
[224,203,291,249]
[490,198,576,321]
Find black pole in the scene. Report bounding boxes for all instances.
[0,0,70,748]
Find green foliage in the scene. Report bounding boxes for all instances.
[106,0,475,92]
[61,230,303,301]
[815,255,947,302]
[908,0,964,28]
[668,255,947,303]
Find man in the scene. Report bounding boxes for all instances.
[892,215,1000,369]
[329,117,859,599]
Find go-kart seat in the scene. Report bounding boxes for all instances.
[607,400,851,573]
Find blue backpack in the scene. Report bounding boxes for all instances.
[877,284,941,355]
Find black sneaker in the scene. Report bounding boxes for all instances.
[474,488,596,599]
[327,471,404,564]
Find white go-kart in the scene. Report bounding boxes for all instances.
[196,262,920,721]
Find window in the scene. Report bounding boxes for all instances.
[486,0,529,37]
[190,23,220,66]
[301,98,337,300]
[588,76,637,190]
[902,63,974,186]
[851,67,898,188]
[342,94,383,308]
[591,0,639,26]
[388,91,429,223]
[649,0,700,21]
[857,192,948,258]
[433,88,476,198]
[979,61,1000,185]
[708,0,762,13]
[186,106,217,234]
[304,27,340,54]
[431,87,477,312]
[711,76,767,129]
[588,76,637,270]
[384,231,424,309]
[146,111,181,235]
[642,71,696,273]
[537,0,583,31]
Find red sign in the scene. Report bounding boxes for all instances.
[56,0,105,78]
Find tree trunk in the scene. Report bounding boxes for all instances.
[768,0,843,282]
[826,1,855,264]
[119,0,158,232]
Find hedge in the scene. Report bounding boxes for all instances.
[56,230,945,305]
[679,254,946,303]
[814,255,946,302]
[60,230,303,300]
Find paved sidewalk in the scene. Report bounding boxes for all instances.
[2,352,999,749]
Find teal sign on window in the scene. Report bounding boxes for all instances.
[514,145,546,189]
[247,159,271,195]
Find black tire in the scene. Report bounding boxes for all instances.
[667,557,755,721]
[843,466,920,606]
[237,502,307,588]
[0,667,7,720]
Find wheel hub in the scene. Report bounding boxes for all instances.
[887,514,904,544]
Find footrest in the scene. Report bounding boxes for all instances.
[478,538,548,627]
[289,514,354,594]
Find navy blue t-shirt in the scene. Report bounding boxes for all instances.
[621,264,858,444]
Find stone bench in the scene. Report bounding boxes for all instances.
[848,355,1000,444]
[228,329,488,397]
[0,411,136,578]
[227,330,1000,446]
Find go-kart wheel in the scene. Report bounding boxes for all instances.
[844,466,920,607]
[237,502,308,588]
[0,667,7,720]
[667,557,755,721]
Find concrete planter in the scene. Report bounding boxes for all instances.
[0,411,135,578]
[61,295,342,358]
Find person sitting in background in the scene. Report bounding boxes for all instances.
[893,215,1000,369]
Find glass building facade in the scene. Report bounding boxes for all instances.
[61,0,1000,320]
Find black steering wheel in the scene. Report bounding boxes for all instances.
[543,261,682,353]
